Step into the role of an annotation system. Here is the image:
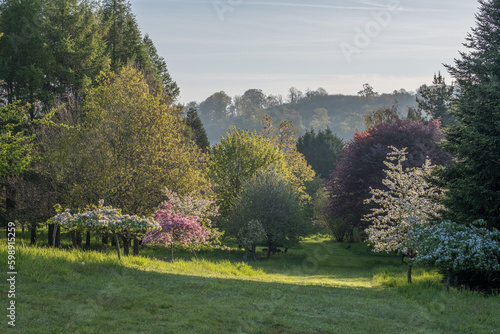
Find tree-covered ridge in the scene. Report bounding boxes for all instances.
[192,87,421,143]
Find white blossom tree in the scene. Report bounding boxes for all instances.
[364,146,445,282]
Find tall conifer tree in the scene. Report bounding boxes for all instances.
[441,0,500,229]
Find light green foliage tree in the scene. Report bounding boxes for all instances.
[309,108,331,131]
[364,146,444,282]
[230,166,307,258]
[67,66,209,215]
[261,115,315,202]
[0,102,34,176]
[210,127,289,219]
[237,220,266,261]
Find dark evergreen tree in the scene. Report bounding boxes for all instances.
[417,72,455,127]
[441,0,500,229]
[185,107,210,152]
[102,0,146,71]
[297,127,344,178]
[0,0,53,116]
[142,34,179,102]
[0,0,108,114]
[45,0,108,101]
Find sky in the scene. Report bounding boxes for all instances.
[129,0,479,104]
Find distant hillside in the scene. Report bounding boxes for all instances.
[190,89,418,143]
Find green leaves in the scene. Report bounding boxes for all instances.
[67,66,209,215]
[210,127,288,219]
[0,102,34,176]
[230,166,307,252]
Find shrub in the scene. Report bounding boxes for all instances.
[408,220,500,291]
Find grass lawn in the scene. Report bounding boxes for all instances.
[1,229,499,333]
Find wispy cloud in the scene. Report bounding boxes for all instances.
[245,1,378,11]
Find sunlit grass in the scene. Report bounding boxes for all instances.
[1,229,499,333]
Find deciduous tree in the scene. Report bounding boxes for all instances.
[230,167,307,258]
[209,127,288,219]
[364,147,445,282]
[326,119,449,235]
[261,115,315,202]
[66,66,210,215]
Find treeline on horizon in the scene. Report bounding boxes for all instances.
[187,85,421,143]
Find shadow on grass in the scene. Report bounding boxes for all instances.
[0,245,460,334]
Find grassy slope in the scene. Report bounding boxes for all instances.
[1,231,499,334]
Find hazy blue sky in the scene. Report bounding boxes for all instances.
[129,0,478,104]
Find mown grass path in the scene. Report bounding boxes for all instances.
[1,233,499,333]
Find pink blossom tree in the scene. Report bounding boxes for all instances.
[143,204,209,261]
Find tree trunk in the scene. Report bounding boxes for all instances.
[267,241,272,258]
[102,234,108,246]
[407,264,412,284]
[171,243,174,262]
[122,236,129,256]
[30,223,37,245]
[133,237,139,256]
[115,234,121,261]
[71,230,78,248]
[48,224,60,248]
[76,231,82,248]
[251,244,257,261]
[243,249,248,263]
[86,231,91,247]
[446,271,451,292]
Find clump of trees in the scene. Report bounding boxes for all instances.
[326,119,450,239]
[49,200,156,258]
[63,66,209,215]
[297,127,344,179]
[408,221,500,291]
